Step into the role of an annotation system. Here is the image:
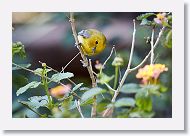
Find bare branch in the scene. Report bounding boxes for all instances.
[127,19,136,69]
[130,26,165,71]
[61,52,80,72]
[69,12,97,117]
[75,100,84,118]
[102,23,165,117]
[100,46,115,74]
[150,28,155,64]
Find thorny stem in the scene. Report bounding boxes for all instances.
[69,12,97,117]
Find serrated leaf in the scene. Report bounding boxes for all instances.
[16,81,41,96]
[34,68,52,75]
[115,98,135,107]
[12,63,31,70]
[18,95,49,109]
[120,83,140,94]
[81,87,106,102]
[72,83,83,92]
[50,72,74,82]
[137,13,156,20]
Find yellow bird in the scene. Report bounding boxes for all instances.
[78,29,107,56]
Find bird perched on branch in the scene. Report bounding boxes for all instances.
[78,29,107,56]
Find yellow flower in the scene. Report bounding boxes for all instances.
[154,13,167,25]
[50,84,71,98]
[136,64,168,84]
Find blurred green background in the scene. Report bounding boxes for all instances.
[12,12,172,118]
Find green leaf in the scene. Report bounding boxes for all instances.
[120,83,141,94]
[81,87,106,102]
[129,110,155,118]
[97,99,110,112]
[34,68,52,75]
[160,85,168,93]
[59,96,74,111]
[18,95,49,109]
[115,98,135,107]
[69,97,94,110]
[135,90,152,112]
[140,19,152,26]
[12,63,31,70]
[12,41,26,58]
[50,72,74,82]
[164,30,172,48]
[16,81,41,96]
[97,72,114,84]
[137,13,156,20]
[141,84,161,96]
[72,83,83,92]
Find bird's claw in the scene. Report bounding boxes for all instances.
[80,60,88,67]
[75,43,81,47]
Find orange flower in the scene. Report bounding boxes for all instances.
[50,84,71,98]
[136,64,168,84]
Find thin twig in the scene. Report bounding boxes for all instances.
[104,82,116,92]
[75,100,84,118]
[127,20,136,69]
[130,26,165,71]
[12,62,81,99]
[38,61,77,86]
[61,52,80,72]
[69,12,96,87]
[69,12,97,117]
[114,19,136,100]
[150,28,155,64]
[102,22,165,117]
[100,46,115,74]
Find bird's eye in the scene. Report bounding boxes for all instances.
[95,41,98,44]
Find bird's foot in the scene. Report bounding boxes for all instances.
[80,60,88,67]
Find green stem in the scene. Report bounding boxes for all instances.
[44,82,53,109]
[113,66,119,90]
[42,67,53,110]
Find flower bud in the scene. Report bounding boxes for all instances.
[112,56,124,67]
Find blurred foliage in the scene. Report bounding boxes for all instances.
[12,12,172,118]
